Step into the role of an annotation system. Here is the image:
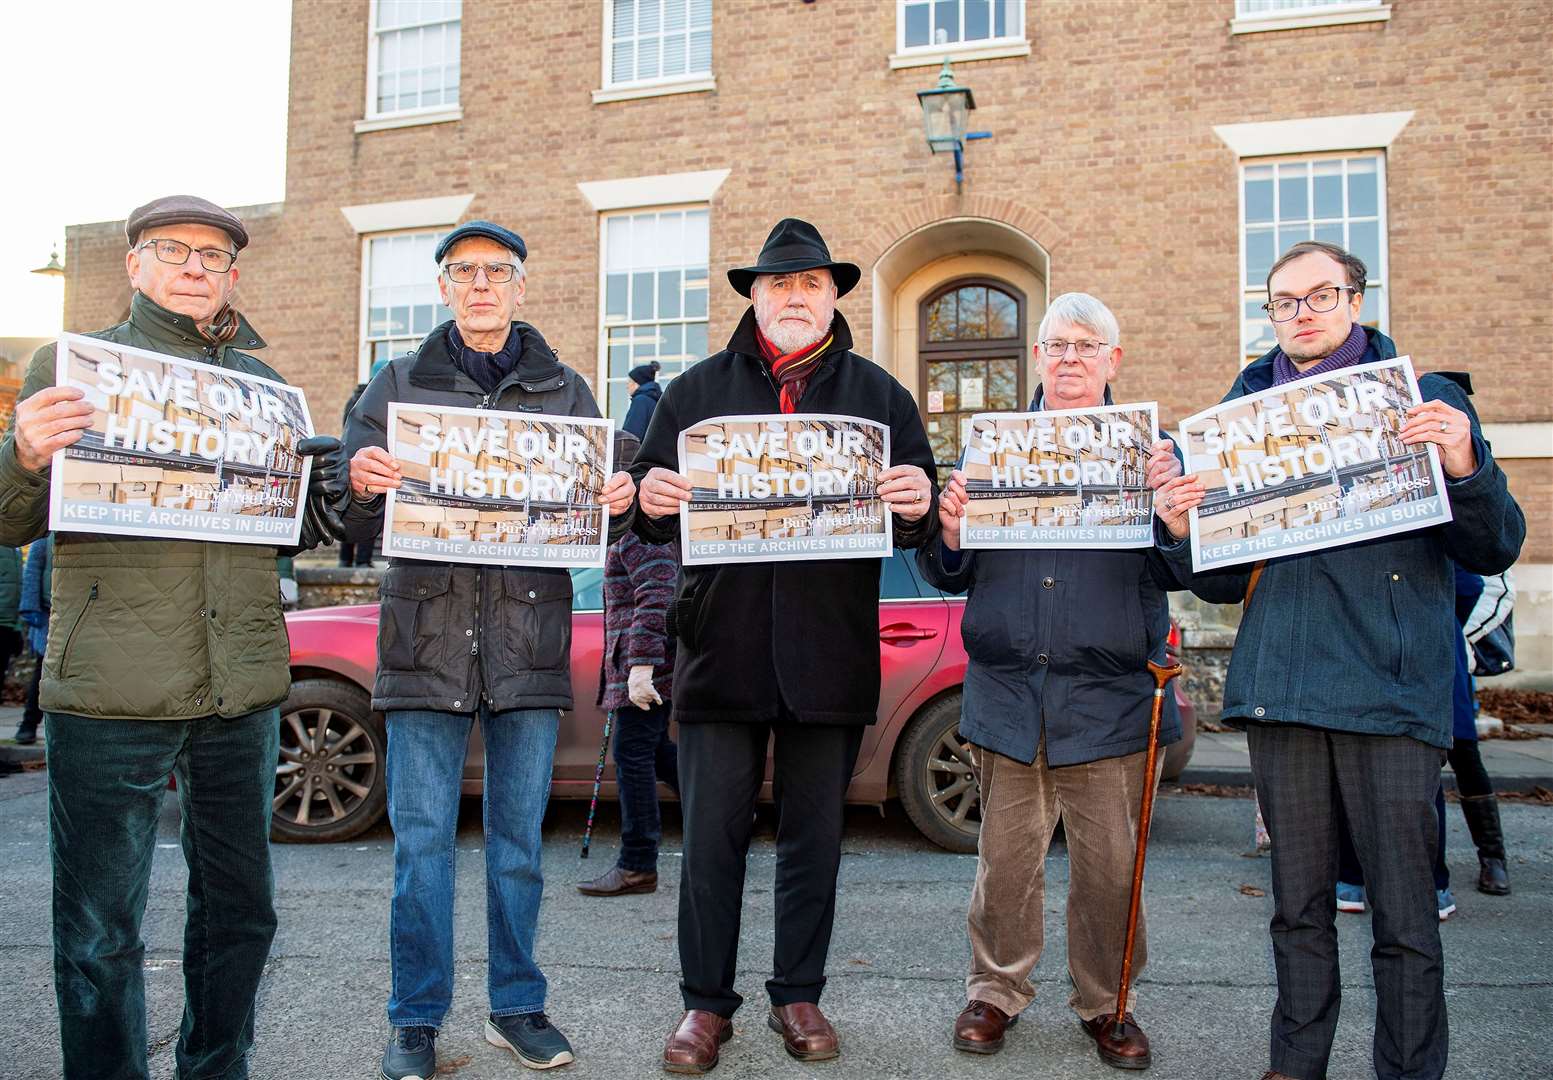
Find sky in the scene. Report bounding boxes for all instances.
[0,1,292,337]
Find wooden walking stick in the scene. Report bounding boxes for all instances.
[580,711,614,859]
[1112,658,1183,1034]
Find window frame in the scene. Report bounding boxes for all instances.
[594,203,712,420]
[1236,151,1390,368]
[599,0,715,97]
[1230,0,1390,34]
[893,0,1028,60]
[357,228,451,383]
[363,0,463,124]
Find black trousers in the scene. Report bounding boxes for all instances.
[1248,722,1447,1080]
[676,718,864,1017]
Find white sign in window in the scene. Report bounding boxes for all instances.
[369,0,461,118]
[600,208,710,419]
[606,0,712,88]
[1241,154,1388,365]
[362,231,452,379]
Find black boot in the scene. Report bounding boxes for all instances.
[13,719,38,746]
[1461,793,1510,896]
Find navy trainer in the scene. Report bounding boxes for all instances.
[486,1011,575,1070]
[381,1026,436,1080]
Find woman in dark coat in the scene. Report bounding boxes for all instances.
[622,361,662,440]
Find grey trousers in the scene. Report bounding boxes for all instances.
[1247,722,1447,1080]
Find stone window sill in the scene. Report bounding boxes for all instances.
[888,40,1031,70]
[1230,4,1390,34]
[592,77,716,105]
[354,107,463,134]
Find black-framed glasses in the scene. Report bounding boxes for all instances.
[1263,285,1357,323]
[1040,338,1109,358]
[137,238,236,273]
[443,261,519,284]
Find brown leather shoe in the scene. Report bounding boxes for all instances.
[1080,1013,1152,1070]
[576,866,658,896]
[662,1010,732,1074]
[767,1002,839,1061]
[953,1000,1019,1054]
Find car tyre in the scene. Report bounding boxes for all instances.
[271,678,387,843]
[894,693,981,854]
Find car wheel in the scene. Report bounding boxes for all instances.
[894,694,980,854]
[271,678,387,843]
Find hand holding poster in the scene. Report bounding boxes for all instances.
[960,402,1158,549]
[49,334,314,545]
[383,403,613,567]
[679,414,891,565]
[1178,356,1450,572]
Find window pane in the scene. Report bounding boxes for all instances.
[1349,219,1380,282]
[685,322,707,358]
[1359,286,1381,327]
[956,286,988,338]
[927,293,957,341]
[690,0,710,26]
[964,0,990,40]
[881,552,920,599]
[904,1,930,46]
[605,273,628,321]
[608,381,632,421]
[611,38,634,82]
[638,0,660,34]
[987,289,1017,338]
[1243,297,1277,359]
[1243,165,1274,224]
[1313,221,1344,246]
[1245,227,1276,286]
[997,0,1019,36]
[1278,168,1308,222]
[684,269,708,318]
[684,210,709,260]
[663,33,686,76]
[631,271,655,320]
[1277,223,1311,256]
[1347,157,1379,217]
[689,28,711,72]
[934,0,960,43]
[658,269,682,318]
[1311,160,1343,220]
[660,323,684,361]
[665,0,687,31]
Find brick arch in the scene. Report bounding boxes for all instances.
[859,195,1068,268]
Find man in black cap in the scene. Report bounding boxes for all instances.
[340,220,637,1079]
[0,195,344,1080]
[631,218,939,1073]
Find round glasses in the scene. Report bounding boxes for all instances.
[1262,286,1357,323]
[137,238,236,274]
[443,261,519,284]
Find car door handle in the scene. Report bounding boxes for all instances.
[880,623,939,645]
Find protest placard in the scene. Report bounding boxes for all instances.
[48,334,313,545]
[1178,356,1450,572]
[679,414,891,566]
[960,401,1158,549]
[383,403,613,567]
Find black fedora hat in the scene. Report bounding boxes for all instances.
[727,218,861,299]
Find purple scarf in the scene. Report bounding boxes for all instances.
[1273,323,1368,385]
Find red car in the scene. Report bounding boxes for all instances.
[276,550,1195,852]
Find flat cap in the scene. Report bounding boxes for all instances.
[435,220,527,264]
[125,195,249,251]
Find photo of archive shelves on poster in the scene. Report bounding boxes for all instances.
[679,414,891,566]
[1179,356,1450,573]
[382,403,613,567]
[48,334,313,544]
[960,402,1158,549]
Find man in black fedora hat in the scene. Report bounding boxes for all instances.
[630,218,940,1073]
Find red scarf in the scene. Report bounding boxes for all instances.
[755,326,834,414]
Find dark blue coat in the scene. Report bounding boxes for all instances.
[1159,329,1525,749]
[917,388,1182,767]
[622,380,661,440]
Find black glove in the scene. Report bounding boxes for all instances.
[295,435,349,551]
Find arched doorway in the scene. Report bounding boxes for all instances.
[919,278,1026,482]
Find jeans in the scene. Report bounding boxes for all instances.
[386,706,559,1029]
[47,709,280,1080]
[612,700,679,873]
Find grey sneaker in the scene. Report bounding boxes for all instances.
[487,1012,575,1070]
[381,1026,436,1080]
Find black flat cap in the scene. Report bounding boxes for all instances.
[434,220,527,264]
[727,218,860,298]
[125,195,249,250]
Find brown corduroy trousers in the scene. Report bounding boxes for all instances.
[965,736,1161,1021]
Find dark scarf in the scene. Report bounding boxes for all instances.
[755,325,835,413]
[1273,322,1367,385]
[449,324,524,394]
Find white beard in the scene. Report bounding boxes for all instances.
[760,309,832,353]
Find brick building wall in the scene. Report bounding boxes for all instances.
[62,0,1551,572]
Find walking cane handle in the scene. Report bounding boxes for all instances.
[1147,660,1183,690]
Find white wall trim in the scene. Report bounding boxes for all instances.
[1231,3,1390,35]
[577,169,730,212]
[1213,111,1414,158]
[354,107,463,134]
[591,77,716,105]
[888,40,1031,70]
[1482,422,1553,460]
[340,194,476,235]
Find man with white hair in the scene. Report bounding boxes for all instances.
[921,292,1185,1071]
[631,218,939,1073]
[341,220,637,1079]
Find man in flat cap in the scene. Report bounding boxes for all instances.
[340,220,637,1078]
[0,195,344,1080]
[631,218,939,1073]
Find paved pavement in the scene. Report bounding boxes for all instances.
[0,754,1549,1079]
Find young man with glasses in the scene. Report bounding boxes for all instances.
[0,194,344,1080]
[339,220,637,1079]
[1151,241,1524,1080]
